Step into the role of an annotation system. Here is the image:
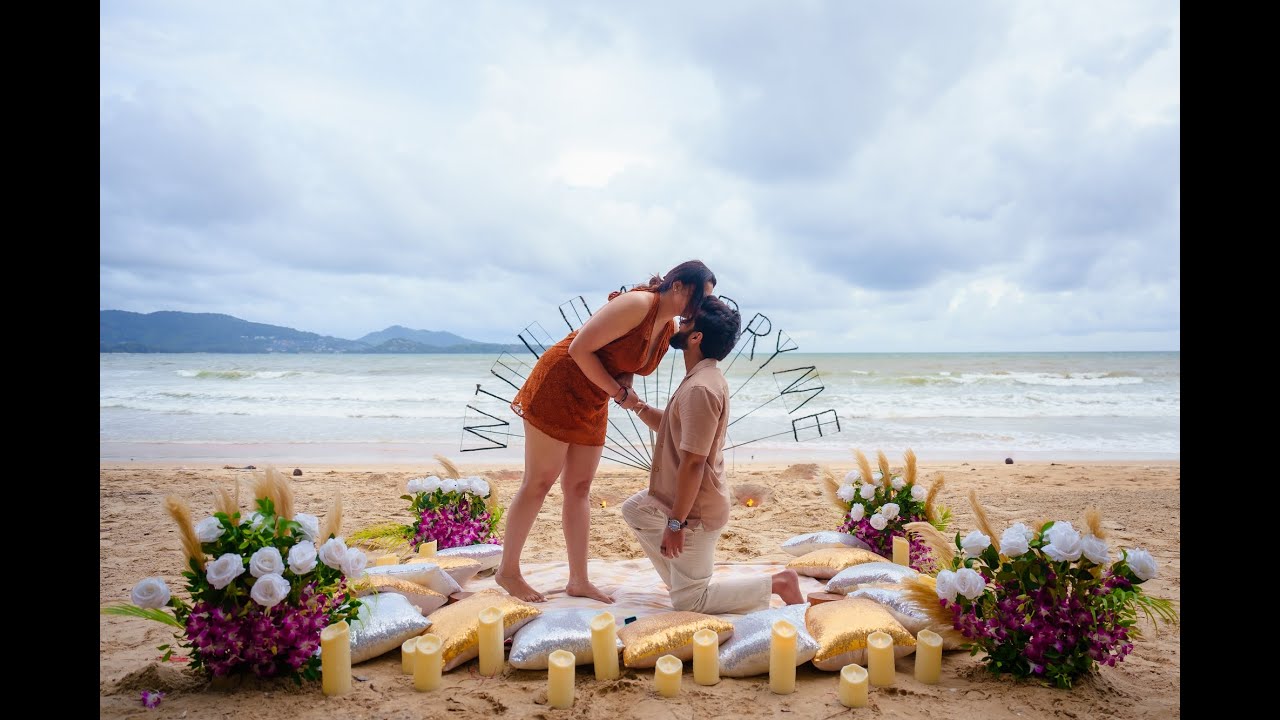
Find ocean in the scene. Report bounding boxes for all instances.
[99,350,1179,467]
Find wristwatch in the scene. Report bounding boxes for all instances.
[666,517,688,532]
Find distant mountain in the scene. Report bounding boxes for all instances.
[99,310,523,354]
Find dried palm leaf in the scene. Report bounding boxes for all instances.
[901,575,966,647]
[903,521,956,567]
[968,490,1002,554]
[165,495,206,572]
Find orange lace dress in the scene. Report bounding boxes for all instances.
[511,289,675,446]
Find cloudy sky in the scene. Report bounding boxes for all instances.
[100,1,1179,353]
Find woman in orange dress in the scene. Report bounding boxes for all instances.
[498,260,718,603]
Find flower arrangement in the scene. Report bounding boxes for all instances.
[822,449,950,572]
[401,455,503,551]
[905,493,1178,689]
[101,467,363,683]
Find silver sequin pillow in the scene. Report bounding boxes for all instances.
[825,562,919,594]
[781,531,873,556]
[436,543,503,572]
[363,562,462,597]
[348,592,431,664]
[717,604,819,678]
[507,608,623,670]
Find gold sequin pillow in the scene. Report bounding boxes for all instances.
[350,575,449,615]
[617,611,734,669]
[425,588,542,671]
[805,597,917,671]
[409,555,483,586]
[786,547,885,580]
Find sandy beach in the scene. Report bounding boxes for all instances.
[99,458,1180,719]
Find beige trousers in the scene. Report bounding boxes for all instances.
[621,491,772,615]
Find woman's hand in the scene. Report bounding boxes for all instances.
[616,384,643,411]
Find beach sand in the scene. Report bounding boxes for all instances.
[99,458,1180,718]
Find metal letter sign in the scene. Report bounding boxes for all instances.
[460,292,841,468]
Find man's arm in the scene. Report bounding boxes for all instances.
[661,448,707,559]
[632,399,662,431]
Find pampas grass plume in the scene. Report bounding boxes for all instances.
[924,474,946,523]
[1085,507,1106,539]
[435,455,462,480]
[319,493,343,543]
[164,495,206,571]
[904,448,918,486]
[968,489,1002,554]
[820,466,847,512]
[855,450,876,488]
[876,450,893,487]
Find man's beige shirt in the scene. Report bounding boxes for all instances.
[644,357,731,531]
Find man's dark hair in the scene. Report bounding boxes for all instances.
[694,296,741,361]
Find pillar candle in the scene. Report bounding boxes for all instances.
[914,629,943,684]
[654,654,682,698]
[692,628,719,686]
[374,554,399,566]
[414,634,443,692]
[417,540,437,557]
[320,620,352,696]
[893,535,910,566]
[400,637,418,675]
[867,630,895,687]
[477,606,505,677]
[769,619,797,695]
[838,663,869,708]
[547,650,575,709]
[590,612,620,681]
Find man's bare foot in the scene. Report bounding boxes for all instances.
[565,579,614,604]
[495,571,546,603]
[771,569,804,605]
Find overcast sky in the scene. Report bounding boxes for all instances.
[100,1,1179,353]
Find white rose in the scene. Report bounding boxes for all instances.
[1000,524,1030,557]
[249,573,290,608]
[458,477,476,495]
[293,513,320,542]
[407,477,424,493]
[340,547,368,577]
[844,469,862,484]
[891,475,905,490]
[871,471,883,484]
[848,503,866,522]
[195,517,224,543]
[1042,521,1083,562]
[472,478,490,497]
[441,479,460,494]
[910,484,927,502]
[881,503,900,520]
[961,530,991,558]
[288,541,318,575]
[1081,535,1110,565]
[954,568,988,600]
[131,577,171,609]
[249,546,284,578]
[858,483,877,501]
[318,538,349,569]
[206,553,246,590]
[935,569,958,602]
[1125,548,1158,581]
[869,514,888,531]
[836,484,857,502]
[242,511,266,530]
[422,476,442,493]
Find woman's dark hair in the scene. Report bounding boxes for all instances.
[635,260,717,319]
[693,296,742,361]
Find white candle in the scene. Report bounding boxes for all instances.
[590,612,620,681]
[769,619,797,695]
[654,654,682,698]
[477,606,505,677]
[893,535,910,566]
[320,620,352,696]
[547,649,575,709]
[418,540,437,557]
[867,630,895,687]
[839,663,869,708]
[414,634,443,692]
[692,628,719,686]
[401,637,418,675]
[914,629,943,684]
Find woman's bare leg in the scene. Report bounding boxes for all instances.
[561,441,612,603]
[495,420,568,602]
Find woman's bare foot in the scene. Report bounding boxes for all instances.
[565,579,614,604]
[771,569,804,605]
[495,571,546,603]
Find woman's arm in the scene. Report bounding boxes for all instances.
[567,292,650,409]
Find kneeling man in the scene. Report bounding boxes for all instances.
[620,296,803,614]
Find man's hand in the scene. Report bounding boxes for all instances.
[660,527,685,559]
